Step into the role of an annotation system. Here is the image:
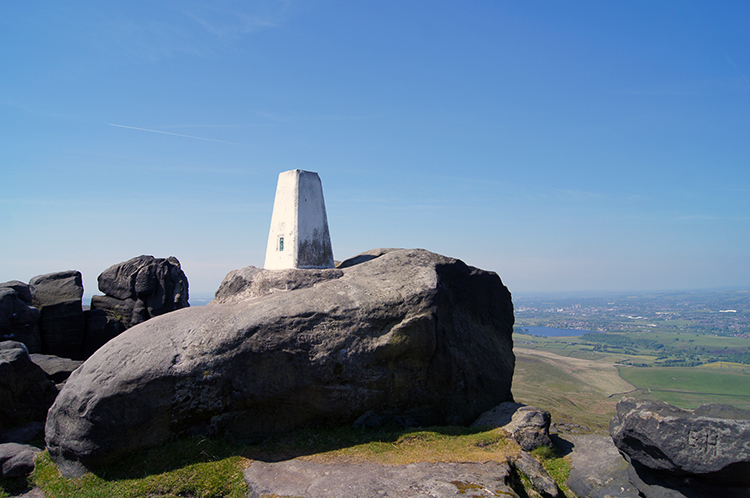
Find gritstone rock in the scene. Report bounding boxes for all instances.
[0,341,58,431]
[91,255,189,329]
[29,270,85,360]
[29,354,83,384]
[471,402,552,451]
[610,398,750,488]
[0,282,41,353]
[245,460,521,498]
[45,248,515,476]
[81,309,124,359]
[0,443,42,477]
[512,450,562,498]
[566,434,640,498]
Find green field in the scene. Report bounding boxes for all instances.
[514,331,750,427]
[617,365,750,410]
[514,329,750,368]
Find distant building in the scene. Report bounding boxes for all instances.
[264,169,334,270]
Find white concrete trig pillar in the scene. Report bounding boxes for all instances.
[264,169,334,270]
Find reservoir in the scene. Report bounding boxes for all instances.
[515,326,600,337]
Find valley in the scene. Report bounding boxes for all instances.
[512,288,750,420]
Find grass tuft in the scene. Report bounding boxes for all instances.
[31,448,248,498]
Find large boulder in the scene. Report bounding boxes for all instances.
[30,270,85,360]
[46,249,515,476]
[472,402,552,451]
[91,255,189,329]
[610,398,750,488]
[0,282,41,353]
[0,341,58,431]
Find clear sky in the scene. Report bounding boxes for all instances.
[2,1,749,300]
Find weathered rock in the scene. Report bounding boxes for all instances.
[472,402,552,451]
[512,451,562,498]
[0,283,41,353]
[30,354,83,384]
[610,398,750,484]
[97,255,154,300]
[89,295,136,326]
[92,255,189,329]
[336,248,393,269]
[244,460,521,498]
[0,443,41,477]
[566,434,639,498]
[213,266,343,305]
[30,270,85,359]
[0,281,33,305]
[81,309,124,359]
[46,249,515,475]
[0,342,58,431]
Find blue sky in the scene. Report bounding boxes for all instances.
[2,1,748,300]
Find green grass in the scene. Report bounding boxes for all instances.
[31,437,248,498]
[530,446,574,498]
[307,426,518,465]
[617,365,750,410]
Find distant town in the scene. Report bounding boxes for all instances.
[514,288,750,338]
[513,288,750,368]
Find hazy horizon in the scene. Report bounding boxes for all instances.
[2,1,748,297]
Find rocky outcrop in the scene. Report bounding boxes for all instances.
[0,342,58,431]
[46,248,515,476]
[566,434,640,498]
[0,443,41,477]
[30,271,86,360]
[245,460,521,498]
[2,257,188,360]
[0,282,41,353]
[472,402,552,451]
[82,309,125,359]
[609,398,750,497]
[90,255,189,329]
[29,354,83,384]
[244,452,560,498]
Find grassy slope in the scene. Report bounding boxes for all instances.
[512,348,635,433]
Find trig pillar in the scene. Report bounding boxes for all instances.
[264,170,334,270]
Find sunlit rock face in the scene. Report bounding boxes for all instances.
[45,248,515,477]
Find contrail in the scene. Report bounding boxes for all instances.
[108,123,238,144]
